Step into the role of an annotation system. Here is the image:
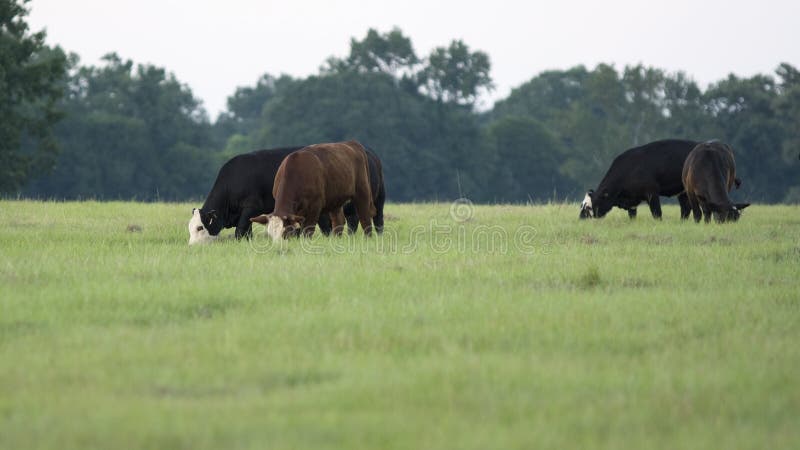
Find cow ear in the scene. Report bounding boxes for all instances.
[735,203,751,211]
[250,214,271,224]
[734,178,742,189]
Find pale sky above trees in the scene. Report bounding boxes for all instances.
[28,0,800,118]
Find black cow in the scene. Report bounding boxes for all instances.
[580,139,699,220]
[188,145,385,245]
[682,141,750,223]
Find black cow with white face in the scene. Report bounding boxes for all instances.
[189,146,385,245]
[580,139,706,220]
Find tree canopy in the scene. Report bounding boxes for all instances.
[419,40,493,106]
[7,21,798,204]
[25,53,216,200]
[325,27,419,78]
[0,0,67,193]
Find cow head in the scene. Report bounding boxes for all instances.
[723,203,751,222]
[579,190,614,219]
[579,190,594,219]
[250,213,304,241]
[188,208,220,245]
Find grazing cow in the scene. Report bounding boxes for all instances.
[319,146,385,234]
[189,146,300,245]
[579,139,737,220]
[249,141,376,240]
[682,141,750,223]
[188,145,385,245]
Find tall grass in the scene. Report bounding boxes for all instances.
[0,200,798,449]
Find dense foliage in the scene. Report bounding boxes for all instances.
[25,54,217,200]
[216,30,799,203]
[24,53,217,200]
[5,15,798,202]
[0,0,67,193]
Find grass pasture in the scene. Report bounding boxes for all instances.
[0,200,799,449]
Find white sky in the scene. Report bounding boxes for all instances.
[28,0,800,118]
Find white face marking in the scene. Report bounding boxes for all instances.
[266,215,285,242]
[581,193,594,217]
[188,209,218,245]
[581,193,592,208]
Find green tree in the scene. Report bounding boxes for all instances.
[491,66,590,123]
[703,73,785,201]
[225,29,496,201]
[487,116,571,201]
[774,62,800,201]
[326,28,418,78]
[0,0,67,193]
[490,64,715,195]
[419,40,493,106]
[555,64,630,186]
[210,28,800,203]
[214,73,296,158]
[25,53,216,200]
[661,72,708,138]
[250,69,489,201]
[621,65,667,145]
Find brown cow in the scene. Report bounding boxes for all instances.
[682,141,750,223]
[249,141,376,240]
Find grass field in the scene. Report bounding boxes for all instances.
[1,200,798,449]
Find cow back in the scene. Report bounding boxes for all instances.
[272,140,375,218]
[202,146,302,228]
[683,141,737,201]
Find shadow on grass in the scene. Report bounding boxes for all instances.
[123,300,245,327]
[150,371,340,399]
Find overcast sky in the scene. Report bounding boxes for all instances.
[28,0,800,118]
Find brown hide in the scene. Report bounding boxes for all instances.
[682,141,745,222]
[251,140,376,237]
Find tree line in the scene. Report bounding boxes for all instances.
[3,1,799,203]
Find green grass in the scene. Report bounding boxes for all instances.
[1,200,798,449]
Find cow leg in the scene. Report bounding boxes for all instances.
[353,196,374,236]
[627,208,637,219]
[354,173,375,237]
[692,204,703,223]
[687,193,702,223]
[329,208,347,236]
[343,202,359,234]
[356,197,375,236]
[235,209,258,239]
[701,203,712,223]
[302,217,318,238]
[318,214,333,236]
[647,195,662,220]
[678,193,691,220]
[373,184,385,234]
